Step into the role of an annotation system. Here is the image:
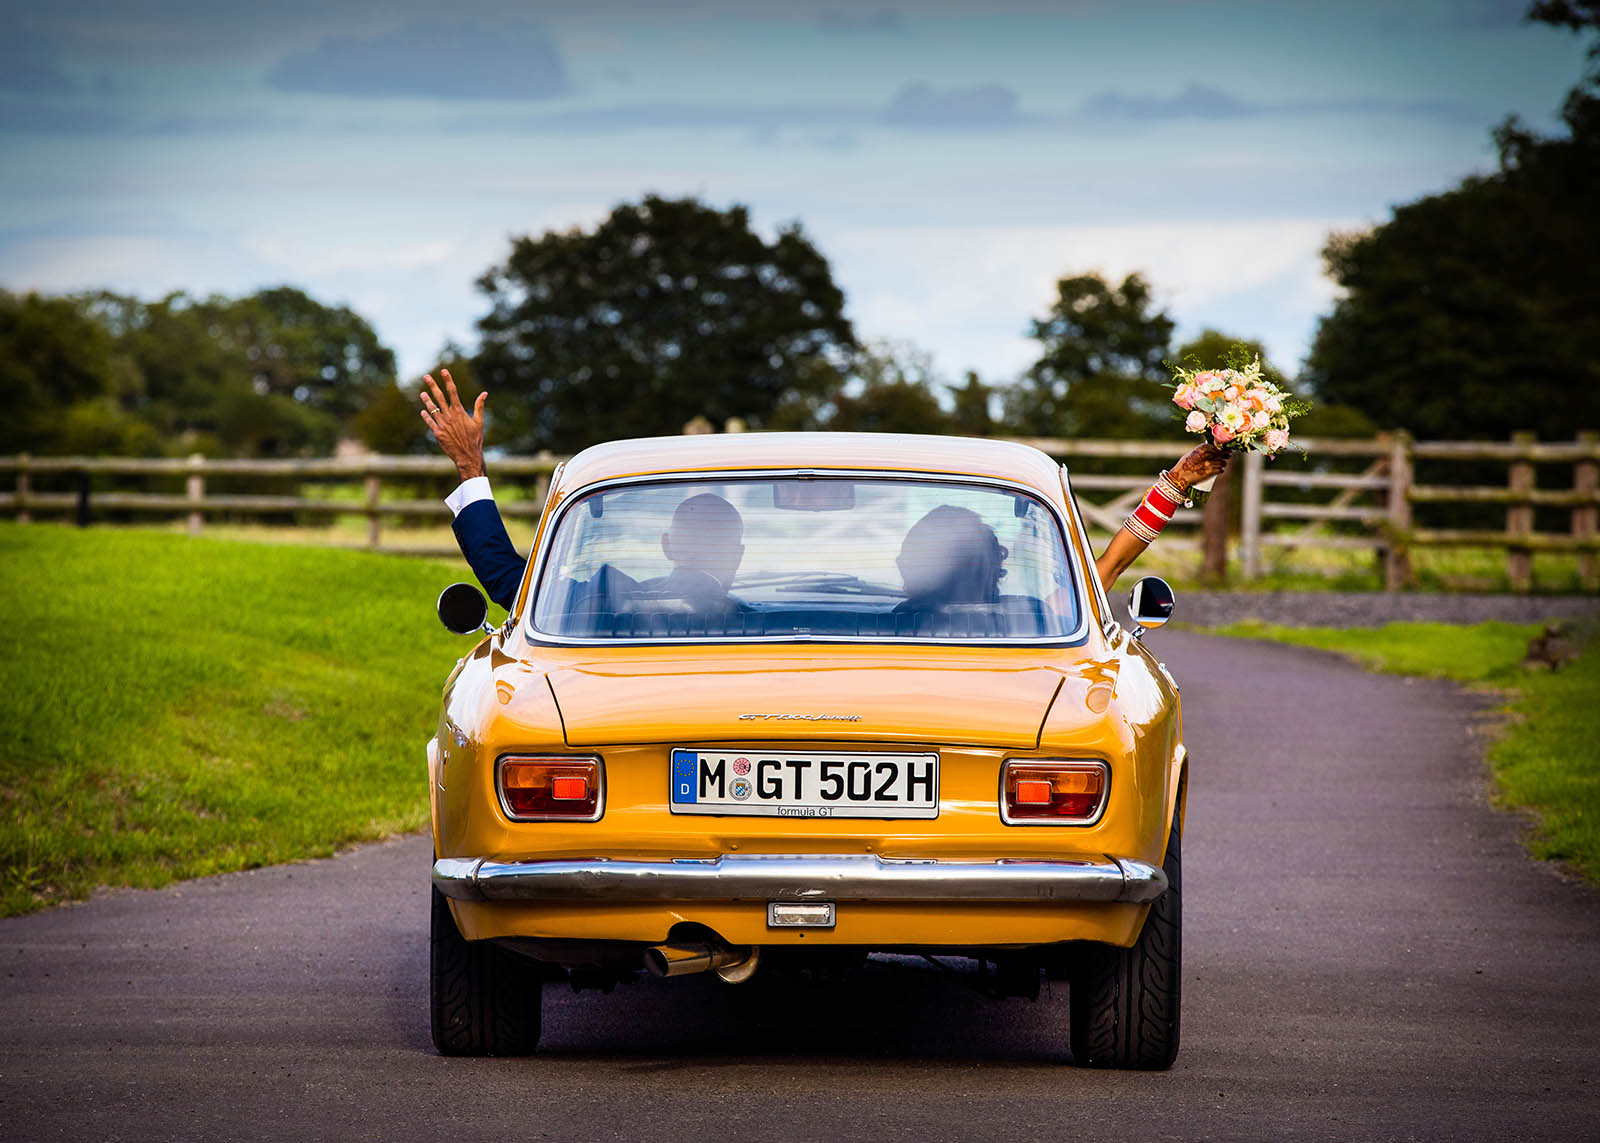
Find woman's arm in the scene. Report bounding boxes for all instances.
[1094,442,1229,592]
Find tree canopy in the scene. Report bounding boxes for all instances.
[2,286,397,457]
[471,195,857,453]
[1006,272,1179,440]
[1304,2,1600,440]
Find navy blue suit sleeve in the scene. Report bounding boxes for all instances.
[450,498,526,612]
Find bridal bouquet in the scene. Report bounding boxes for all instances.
[1167,348,1309,499]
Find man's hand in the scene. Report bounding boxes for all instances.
[1169,441,1230,492]
[420,369,487,482]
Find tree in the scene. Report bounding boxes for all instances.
[1005,272,1177,439]
[817,341,952,434]
[1304,3,1600,440]
[215,287,395,420]
[471,195,856,453]
[0,291,128,455]
[351,343,481,455]
[767,340,956,434]
[948,371,996,436]
[75,288,398,457]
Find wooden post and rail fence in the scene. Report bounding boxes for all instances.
[2,432,1596,593]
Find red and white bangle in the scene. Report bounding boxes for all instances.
[1122,470,1188,543]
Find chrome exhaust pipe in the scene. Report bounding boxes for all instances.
[644,941,757,980]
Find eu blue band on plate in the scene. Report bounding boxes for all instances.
[671,751,697,803]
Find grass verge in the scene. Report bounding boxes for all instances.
[1205,618,1600,885]
[0,523,486,917]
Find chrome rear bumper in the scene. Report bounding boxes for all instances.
[432,853,1167,905]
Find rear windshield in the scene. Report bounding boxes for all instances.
[530,476,1082,641]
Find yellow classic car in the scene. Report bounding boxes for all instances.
[428,432,1186,1068]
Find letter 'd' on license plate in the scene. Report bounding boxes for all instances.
[670,750,939,819]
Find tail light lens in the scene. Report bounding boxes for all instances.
[497,755,603,821]
[1000,760,1108,825]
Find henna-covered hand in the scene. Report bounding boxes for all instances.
[1169,442,1230,491]
[419,369,487,482]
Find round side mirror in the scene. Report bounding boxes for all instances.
[437,582,489,635]
[1127,576,1175,633]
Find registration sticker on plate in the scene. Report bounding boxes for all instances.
[670,749,939,819]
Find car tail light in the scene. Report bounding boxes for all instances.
[1000,760,1108,825]
[498,755,603,821]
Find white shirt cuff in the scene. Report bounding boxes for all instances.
[444,476,493,518]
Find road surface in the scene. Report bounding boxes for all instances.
[3,630,1597,1141]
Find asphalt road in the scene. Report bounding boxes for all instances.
[4,630,1598,1142]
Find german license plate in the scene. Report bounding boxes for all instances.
[669,749,939,819]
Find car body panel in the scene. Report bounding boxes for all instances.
[430,433,1187,953]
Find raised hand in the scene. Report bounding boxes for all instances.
[1169,441,1230,492]
[420,369,487,481]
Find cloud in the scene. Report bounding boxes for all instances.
[882,82,1028,128]
[0,102,298,137]
[0,100,125,134]
[1082,83,1255,120]
[267,20,571,100]
[450,82,1037,134]
[0,21,77,94]
[246,235,458,276]
[826,218,1352,380]
[458,101,863,132]
[819,10,905,35]
[1447,0,1531,29]
[1081,81,1475,124]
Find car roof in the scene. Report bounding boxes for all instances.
[554,432,1064,495]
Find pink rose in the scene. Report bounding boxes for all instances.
[1185,410,1207,432]
[1224,385,1240,401]
[1174,384,1197,410]
[1265,428,1290,451]
[1211,423,1235,445]
[1251,410,1271,429]
[1193,371,1218,386]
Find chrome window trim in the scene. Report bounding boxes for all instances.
[495,753,606,823]
[1060,465,1117,638]
[507,460,566,630]
[522,467,1092,648]
[998,757,1111,827]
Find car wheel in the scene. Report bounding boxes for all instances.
[430,884,543,1056]
[1068,819,1181,1070]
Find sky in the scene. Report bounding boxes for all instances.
[0,0,1588,395]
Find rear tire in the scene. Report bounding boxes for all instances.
[1068,823,1182,1069]
[430,885,543,1056]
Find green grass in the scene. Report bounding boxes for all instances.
[0,523,488,916]
[1206,618,1600,884]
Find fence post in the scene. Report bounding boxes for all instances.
[185,454,205,536]
[15,454,30,525]
[1239,449,1265,581]
[1385,431,1413,591]
[1575,430,1598,593]
[533,450,554,505]
[365,471,382,549]
[1200,456,1232,583]
[1507,431,1535,594]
